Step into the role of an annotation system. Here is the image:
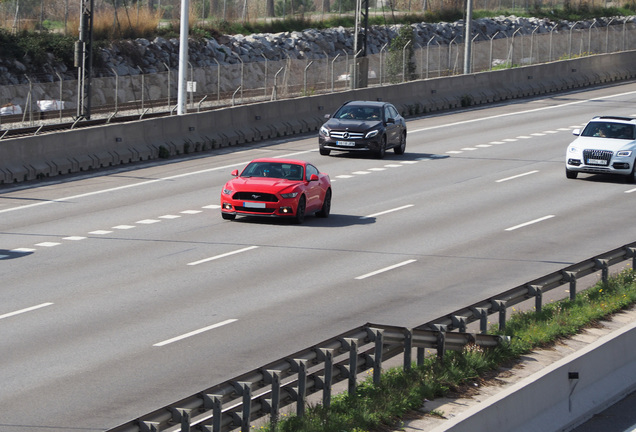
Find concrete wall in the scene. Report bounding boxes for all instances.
[2,51,636,184]
[430,320,636,432]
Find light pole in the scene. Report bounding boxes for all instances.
[463,0,473,74]
[177,0,189,115]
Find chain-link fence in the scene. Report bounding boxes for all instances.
[1,21,635,128]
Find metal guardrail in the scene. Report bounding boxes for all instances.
[105,241,636,432]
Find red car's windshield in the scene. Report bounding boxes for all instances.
[241,162,304,180]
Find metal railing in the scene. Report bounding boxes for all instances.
[106,241,636,432]
[2,21,636,130]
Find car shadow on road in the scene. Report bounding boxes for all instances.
[323,152,449,161]
[0,249,34,260]
[229,214,376,227]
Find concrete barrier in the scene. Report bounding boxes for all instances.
[2,51,636,184]
[429,320,636,432]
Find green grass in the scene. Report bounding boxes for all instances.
[262,268,636,432]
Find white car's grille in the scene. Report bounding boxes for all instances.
[583,149,613,166]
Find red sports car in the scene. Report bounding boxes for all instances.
[220,158,332,224]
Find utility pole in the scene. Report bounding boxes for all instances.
[75,0,94,119]
[351,0,369,89]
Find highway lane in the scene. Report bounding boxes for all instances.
[2,82,636,431]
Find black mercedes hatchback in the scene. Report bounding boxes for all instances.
[318,100,407,158]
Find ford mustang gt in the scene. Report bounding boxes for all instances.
[220,158,332,224]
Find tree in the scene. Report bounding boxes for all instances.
[386,24,415,84]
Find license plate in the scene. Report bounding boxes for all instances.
[587,159,608,165]
[337,140,356,147]
[244,202,266,208]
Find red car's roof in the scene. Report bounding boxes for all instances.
[248,158,308,165]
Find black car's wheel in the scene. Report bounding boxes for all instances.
[221,212,236,220]
[394,131,406,155]
[375,136,386,159]
[319,148,331,156]
[316,189,331,218]
[565,168,578,179]
[294,196,306,224]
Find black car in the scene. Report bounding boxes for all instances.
[318,100,407,158]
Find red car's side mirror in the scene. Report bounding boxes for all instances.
[309,174,319,182]
[231,169,239,176]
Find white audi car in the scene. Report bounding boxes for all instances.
[566,116,636,183]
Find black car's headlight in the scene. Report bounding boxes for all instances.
[319,126,330,137]
[365,130,379,139]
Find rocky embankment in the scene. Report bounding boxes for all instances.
[0,15,630,86]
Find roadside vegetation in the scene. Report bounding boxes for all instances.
[1,1,635,71]
[260,268,636,432]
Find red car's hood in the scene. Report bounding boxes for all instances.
[226,177,298,193]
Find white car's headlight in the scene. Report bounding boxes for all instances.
[568,146,578,153]
[617,150,633,157]
[366,130,379,139]
[281,192,298,198]
[319,126,330,137]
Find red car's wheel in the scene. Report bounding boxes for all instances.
[316,189,331,218]
[294,196,306,224]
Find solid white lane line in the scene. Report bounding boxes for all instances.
[355,260,417,280]
[360,204,414,219]
[505,215,555,231]
[496,170,539,183]
[153,319,238,347]
[187,246,259,266]
[0,303,54,320]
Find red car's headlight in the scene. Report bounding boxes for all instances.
[222,188,233,195]
[281,192,299,198]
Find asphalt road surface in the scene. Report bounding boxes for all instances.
[2,82,636,431]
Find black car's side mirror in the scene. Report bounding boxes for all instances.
[386,117,395,124]
[324,114,331,119]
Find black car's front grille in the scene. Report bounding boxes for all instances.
[583,149,613,166]
[330,131,365,140]
[233,192,278,202]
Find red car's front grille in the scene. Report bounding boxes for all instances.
[233,192,278,202]
[235,206,276,214]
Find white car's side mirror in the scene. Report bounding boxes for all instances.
[572,128,581,136]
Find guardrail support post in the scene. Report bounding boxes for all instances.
[318,348,334,409]
[493,300,507,331]
[139,421,160,432]
[626,246,636,269]
[527,285,543,313]
[451,315,467,332]
[262,370,281,427]
[429,324,447,360]
[367,328,384,385]
[289,359,307,417]
[595,258,609,283]
[471,307,489,333]
[404,328,413,371]
[342,338,359,394]
[170,408,192,432]
[417,346,425,366]
[231,382,252,432]
[562,271,577,300]
[203,394,223,432]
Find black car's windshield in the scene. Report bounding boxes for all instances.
[241,162,304,180]
[334,105,381,121]
[581,122,635,139]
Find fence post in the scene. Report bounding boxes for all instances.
[343,337,358,394]
[527,284,543,313]
[319,348,334,409]
[595,258,609,283]
[493,300,507,331]
[202,394,223,432]
[170,408,192,432]
[367,328,384,385]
